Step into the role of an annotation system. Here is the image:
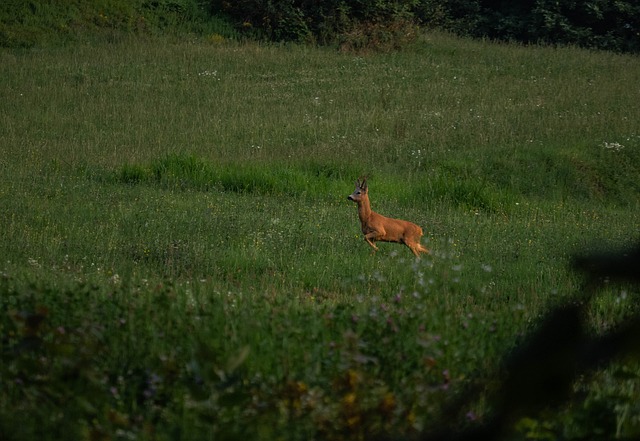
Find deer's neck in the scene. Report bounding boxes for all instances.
[356,196,372,224]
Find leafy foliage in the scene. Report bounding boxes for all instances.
[211,0,420,50]
[472,0,640,53]
[2,0,639,51]
[212,0,640,52]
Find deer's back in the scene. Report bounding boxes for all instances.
[367,212,423,240]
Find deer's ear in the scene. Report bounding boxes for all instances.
[361,179,368,191]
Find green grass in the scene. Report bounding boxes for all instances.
[1,32,639,440]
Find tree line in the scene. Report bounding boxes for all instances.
[211,0,640,53]
[2,0,638,52]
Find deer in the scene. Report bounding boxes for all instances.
[347,177,430,257]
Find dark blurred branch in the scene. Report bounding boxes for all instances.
[419,242,640,441]
[573,242,640,285]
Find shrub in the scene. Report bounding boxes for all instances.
[211,0,420,50]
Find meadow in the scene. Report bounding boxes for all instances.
[1,32,639,440]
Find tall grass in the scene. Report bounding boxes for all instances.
[1,32,639,440]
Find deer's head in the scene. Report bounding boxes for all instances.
[347,178,368,202]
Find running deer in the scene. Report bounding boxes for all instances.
[347,178,430,257]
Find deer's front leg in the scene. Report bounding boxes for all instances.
[364,232,380,251]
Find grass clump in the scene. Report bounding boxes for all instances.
[115,153,357,198]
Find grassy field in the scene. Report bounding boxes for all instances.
[1,32,639,440]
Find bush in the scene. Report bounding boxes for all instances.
[211,0,420,49]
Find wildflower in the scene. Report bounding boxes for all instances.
[442,369,451,390]
[424,356,437,367]
[379,392,396,415]
[198,70,219,79]
[342,392,357,407]
[346,415,361,428]
[296,381,308,394]
[603,141,624,151]
[345,369,360,389]
[208,33,225,44]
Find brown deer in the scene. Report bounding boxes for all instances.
[347,177,430,257]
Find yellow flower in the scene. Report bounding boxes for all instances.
[346,369,360,389]
[346,415,360,428]
[342,392,357,407]
[379,392,396,414]
[208,34,225,44]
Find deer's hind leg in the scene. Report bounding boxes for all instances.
[407,240,430,257]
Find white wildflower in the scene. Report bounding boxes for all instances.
[198,70,220,80]
[603,141,624,151]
